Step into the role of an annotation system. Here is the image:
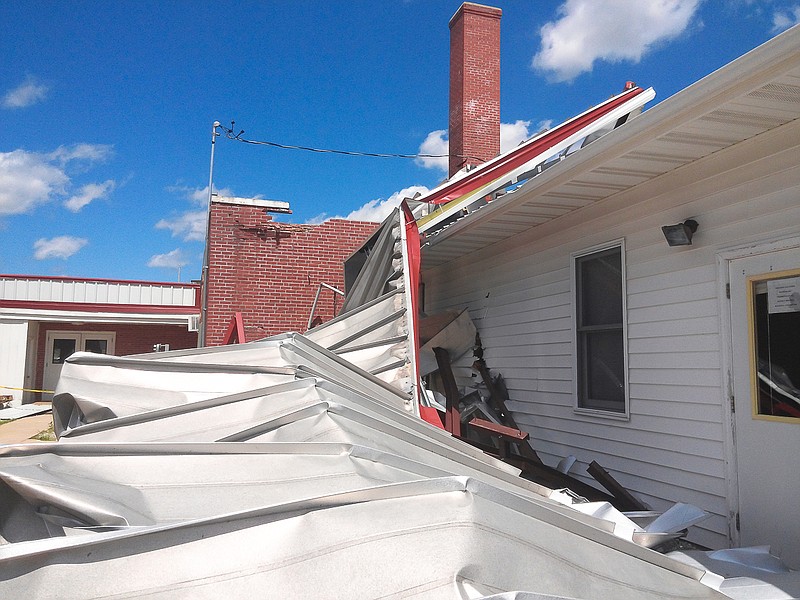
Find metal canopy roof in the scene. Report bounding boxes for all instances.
[421,25,800,270]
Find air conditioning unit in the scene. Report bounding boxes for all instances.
[188,315,200,332]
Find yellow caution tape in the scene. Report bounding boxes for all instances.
[0,385,55,394]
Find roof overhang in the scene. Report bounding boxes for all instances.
[421,24,800,270]
[0,306,198,326]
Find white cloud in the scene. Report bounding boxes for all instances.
[772,5,800,32]
[415,130,450,172]
[533,0,702,82]
[0,150,69,215]
[148,248,189,269]
[48,143,113,166]
[64,179,116,212]
[155,210,207,241]
[33,236,88,260]
[500,120,534,153]
[3,75,49,109]
[156,184,235,242]
[305,213,329,225]
[165,184,233,205]
[340,185,431,222]
[416,120,553,174]
[0,145,113,215]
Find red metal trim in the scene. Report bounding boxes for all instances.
[0,273,201,288]
[419,405,445,429]
[0,299,199,315]
[427,86,646,206]
[469,417,529,440]
[222,312,247,345]
[401,201,423,410]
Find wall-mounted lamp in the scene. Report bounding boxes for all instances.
[661,219,698,246]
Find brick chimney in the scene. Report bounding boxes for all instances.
[449,2,502,177]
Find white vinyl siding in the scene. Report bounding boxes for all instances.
[422,134,800,550]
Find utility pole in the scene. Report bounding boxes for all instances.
[198,120,220,347]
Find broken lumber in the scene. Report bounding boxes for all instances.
[432,347,462,437]
[469,417,529,459]
[472,359,543,464]
[587,460,648,512]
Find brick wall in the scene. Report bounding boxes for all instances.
[449,3,502,177]
[205,202,377,346]
[34,322,197,397]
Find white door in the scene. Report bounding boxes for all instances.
[43,331,115,394]
[729,247,800,567]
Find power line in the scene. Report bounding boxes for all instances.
[218,121,480,162]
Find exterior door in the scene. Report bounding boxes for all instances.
[729,247,800,567]
[43,331,115,394]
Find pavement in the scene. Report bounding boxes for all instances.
[0,411,54,445]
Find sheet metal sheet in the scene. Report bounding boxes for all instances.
[0,477,722,599]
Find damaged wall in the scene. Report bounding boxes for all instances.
[421,118,800,552]
[206,201,377,345]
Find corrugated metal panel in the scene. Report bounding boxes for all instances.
[0,277,197,307]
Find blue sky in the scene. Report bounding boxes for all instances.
[2,0,798,282]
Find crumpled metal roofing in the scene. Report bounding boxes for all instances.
[0,195,729,599]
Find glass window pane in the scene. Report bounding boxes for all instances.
[582,330,625,410]
[52,338,76,364]
[753,276,800,419]
[84,339,108,354]
[578,248,622,326]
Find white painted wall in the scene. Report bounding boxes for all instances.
[0,320,30,405]
[422,128,800,550]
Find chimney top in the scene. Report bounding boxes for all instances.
[449,2,502,28]
[448,3,502,177]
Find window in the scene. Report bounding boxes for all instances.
[750,272,800,420]
[83,338,109,354]
[52,338,77,364]
[573,242,628,415]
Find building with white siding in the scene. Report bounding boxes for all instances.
[0,275,200,404]
[420,15,800,561]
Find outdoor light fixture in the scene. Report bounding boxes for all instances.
[661,219,698,246]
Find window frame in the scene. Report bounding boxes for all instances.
[571,239,630,419]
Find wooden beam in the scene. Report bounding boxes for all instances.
[587,460,648,511]
[469,418,529,440]
[472,359,542,464]
[433,347,461,437]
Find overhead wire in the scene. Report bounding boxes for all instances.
[217,121,482,163]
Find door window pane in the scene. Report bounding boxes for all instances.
[752,275,800,419]
[52,339,76,364]
[84,339,108,354]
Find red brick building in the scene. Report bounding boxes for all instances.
[203,196,378,345]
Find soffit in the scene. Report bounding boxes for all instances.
[421,30,800,270]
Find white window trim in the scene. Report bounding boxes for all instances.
[570,238,630,420]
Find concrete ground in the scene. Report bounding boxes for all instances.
[0,412,54,444]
